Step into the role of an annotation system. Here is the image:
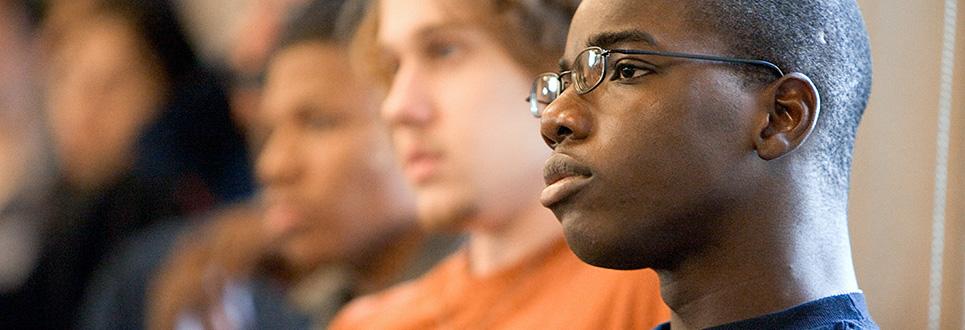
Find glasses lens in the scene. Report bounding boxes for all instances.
[573,47,605,94]
[530,73,562,117]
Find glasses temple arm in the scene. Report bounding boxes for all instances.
[611,49,785,77]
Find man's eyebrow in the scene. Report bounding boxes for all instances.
[555,30,657,71]
[381,21,472,53]
[585,30,657,49]
[414,21,474,41]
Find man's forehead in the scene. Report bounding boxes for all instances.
[567,0,687,47]
[563,0,701,63]
[557,29,659,69]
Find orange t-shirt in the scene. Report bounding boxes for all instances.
[330,238,668,329]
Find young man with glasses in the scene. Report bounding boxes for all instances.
[534,0,878,329]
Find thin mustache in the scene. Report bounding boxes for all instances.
[543,154,592,185]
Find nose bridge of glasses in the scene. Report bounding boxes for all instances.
[558,71,572,93]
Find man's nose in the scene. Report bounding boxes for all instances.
[539,93,592,149]
[256,129,300,187]
[381,65,434,127]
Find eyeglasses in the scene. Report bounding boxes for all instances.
[528,46,785,118]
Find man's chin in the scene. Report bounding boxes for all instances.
[566,240,657,270]
[415,189,477,233]
[278,242,337,276]
[559,213,658,271]
[417,207,475,233]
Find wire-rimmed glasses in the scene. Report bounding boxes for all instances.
[529,46,785,118]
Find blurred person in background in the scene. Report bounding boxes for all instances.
[0,0,255,328]
[74,0,316,329]
[71,0,304,328]
[329,0,668,329]
[221,0,309,146]
[147,1,460,329]
[42,0,253,202]
[0,0,51,306]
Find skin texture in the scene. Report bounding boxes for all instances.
[46,16,165,192]
[539,0,858,328]
[377,0,561,275]
[0,2,34,207]
[257,42,416,276]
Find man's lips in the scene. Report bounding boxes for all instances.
[541,154,593,207]
[263,197,308,237]
[403,150,443,183]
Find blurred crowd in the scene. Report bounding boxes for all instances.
[0,0,899,326]
[0,0,669,329]
[0,0,440,328]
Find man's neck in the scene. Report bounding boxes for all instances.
[465,204,562,277]
[658,197,859,330]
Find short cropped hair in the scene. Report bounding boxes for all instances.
[689,0,872,195]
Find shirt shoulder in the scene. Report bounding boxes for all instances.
[328,249,467,330]
[514,243,669,329]
[708,293,879,330]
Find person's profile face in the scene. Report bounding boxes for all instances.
[538,0,765,269]
[376,0,549,231]
[45,16,165,191]
[256,43,414,272]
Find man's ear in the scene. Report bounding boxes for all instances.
[754,72,821,161]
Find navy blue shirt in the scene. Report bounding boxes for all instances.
[655,293,878,330]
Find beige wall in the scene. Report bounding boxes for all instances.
[850,0,964,329]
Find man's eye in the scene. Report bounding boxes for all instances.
[297,107,343,131]
[612,63,651,81]
[425,40,463,60]
[430,44,454,58]
[307,116,338,130]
